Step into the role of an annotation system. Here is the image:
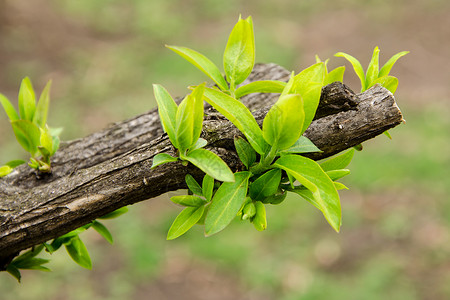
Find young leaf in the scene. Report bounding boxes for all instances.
[326,169,350,181]
[335,52,366,92]
[171,195,207,207]
[190,83,205,147]
[175,95,195,151]
[10,120,41,155]
[365,46,380,89]
[249,168,282,201]
[91,220,114,244]
[6,264,21,282]
[334,182,349,190]
[205,171,251,236]
[18,77,36,121]
[166,45,229,91]
[252,201,267,231]
[274,154,341,232]
[241,201,256,220]
[185,174,203,196]
[234,136,256,169]
[320,149,354,172]
[13,258,50,270]
[292,63,325,133]
[262,94,304,150]
[153,84,179,148]
[223,16,255,86]
[203,87,266,154]
[189,138,208,153]
[65,236,92,269]
[98,206,129,219]
[0,165,13,177]
[202,174,215,201]
[379,51,409,78]
[0,93,19,121]
[39,126,53,155]
[235,80,286,99]
[183,148,235,182]
[33,80,52,128]
[369,75,399,94]
[279,136,321,154]
[167,205,205,240]
[151,153,178,169]
[6,159,26,168]
[325,66,345,85]
[280,71,295,96]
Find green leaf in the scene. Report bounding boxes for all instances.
[234,136,256,169]
[292,63,325,133]
[383,130,393,139]
[274,155,341,232]
[279,136,321,154]
[203,87,267,154]
[153,84,179,148]
[12,245,45,264]
[166,45,228,91]
[241,201,256,220]
[334,182,349,190]
[202,174,214,201]
[167,206,205,240]
[98,206,129,219]
[191,83,205,147]
[171,195,207,207]
[189,138,208,153]
[335,52,366,92]
[13,258,50,270]
[263,94,304,150]
[6,264,21,282]
[326,169,350,181]
[280,71,295,96]
[365,46,380,89]
[235,80,286,99]
[39,126,53,155]
[0,93,19,121]
[33,80,52,128]
[51,135,60,156]
[369,75,399,94]
[183,148,235,182]
[151,153,178,169]
[223,16,255,86]
[205,171,251,236]
[0,165,13,177]
[252,201,267,231]
[6,159,26,168]
[249,168,282,201]
[91,220,114,244]
[59,227,87,239]
[18,77,36,121]
[175,94,197,151]
[320,149,354,171]
[65,236,92,269]
[379,51,409,78]
[325,66,345,85]
[185,174,203,196]
[11,120,41,155]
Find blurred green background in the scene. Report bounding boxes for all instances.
[1,0,449,299]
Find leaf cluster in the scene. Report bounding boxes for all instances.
[151,15,403,239]
[0,78,62,176]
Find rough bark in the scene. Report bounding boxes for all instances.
[0,63,403,269]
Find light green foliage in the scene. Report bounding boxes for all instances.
[274,154,342,232]
[155,16,406,239]
[262,94,305,150]
[0,78,60,175]
[166,46,229,91]
[335,47,408,93]
[223,16,255,87]
[151,153,178,168]
[235,80,286,99]
[65,236,92,269]
[167,206,205,240]
[205,171,251,236]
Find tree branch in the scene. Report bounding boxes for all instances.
[0,63,403,269]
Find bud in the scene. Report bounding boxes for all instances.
[241,201,256,220]
[252,201,267,231]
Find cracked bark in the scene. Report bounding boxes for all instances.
[0,63,403,269]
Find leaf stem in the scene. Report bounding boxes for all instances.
[250,144,277,174]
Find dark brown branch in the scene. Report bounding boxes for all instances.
[0,63,403,269]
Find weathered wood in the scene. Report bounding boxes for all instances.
[0,63,403,269]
